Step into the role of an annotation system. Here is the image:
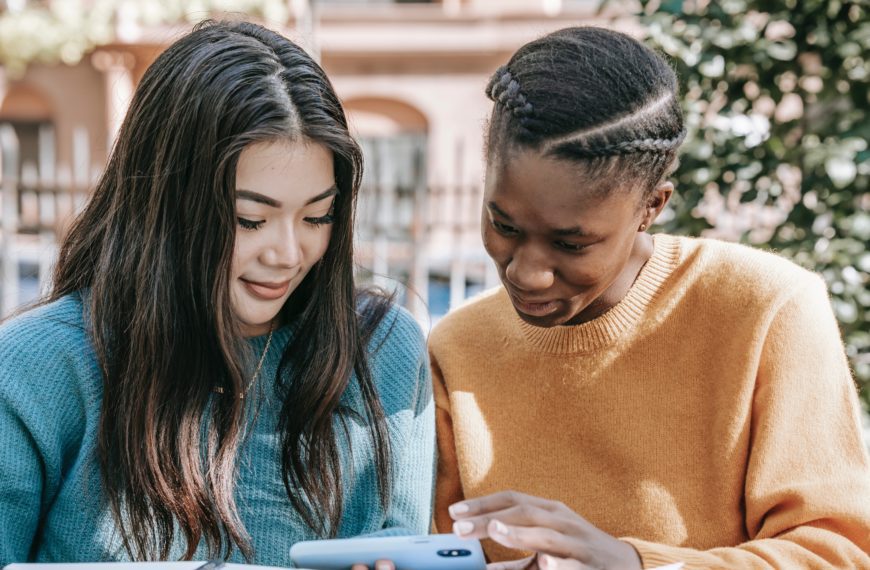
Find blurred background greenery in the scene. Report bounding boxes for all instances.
[0,1,296,78]
[611,0,868,411]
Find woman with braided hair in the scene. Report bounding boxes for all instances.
[430,26,870,569]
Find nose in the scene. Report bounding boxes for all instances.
[504,244,554,292]
[262,222,303,269]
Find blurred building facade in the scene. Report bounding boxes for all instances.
[0,0,633,320]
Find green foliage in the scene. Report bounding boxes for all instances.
[613,0,869,409]
[0,0,292,77]
[3,0,868,410]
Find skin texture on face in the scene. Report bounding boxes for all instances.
[231,139,336,337]
[482,148,672,328]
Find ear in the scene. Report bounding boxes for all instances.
[638,181,674,232]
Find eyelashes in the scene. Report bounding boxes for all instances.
[491,219,519,236]
[236,214,335,231]
[554,241,588,252]
[237,217,265,231]
[304,213,335,227]
[489,218,589,253]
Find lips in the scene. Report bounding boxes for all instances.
[241,277,291,301]
[510,292,560,317]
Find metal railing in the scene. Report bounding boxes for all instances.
[0,124,496,324]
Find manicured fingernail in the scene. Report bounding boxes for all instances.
[539,554,553,570]
[376,563,390,570]
[492,519,510,536]
[449,502,469,517]
[453,520,474,536]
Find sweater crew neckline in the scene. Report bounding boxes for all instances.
[512,234,681,354]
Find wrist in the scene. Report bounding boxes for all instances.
[617,539,643,570]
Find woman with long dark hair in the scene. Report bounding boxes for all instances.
[0,20,434,566]
[431,27,870,569]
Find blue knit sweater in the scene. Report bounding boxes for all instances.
[0,293,435,566]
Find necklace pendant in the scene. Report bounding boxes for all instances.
[213,324,274,400]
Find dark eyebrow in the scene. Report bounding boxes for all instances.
[487,201,513,221]
[236,185,338,208]
[488,201,596,238]
[552,226,594,237]
[236,189,281,208]
[304,185,339,206]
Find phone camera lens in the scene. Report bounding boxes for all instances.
[437,549,472,557]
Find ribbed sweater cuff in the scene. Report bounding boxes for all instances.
[624,538,684,568]
[623,537,714,569]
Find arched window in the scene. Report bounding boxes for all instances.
[0,83,55,181]
[344,96,431,313]
[0,83,57,311]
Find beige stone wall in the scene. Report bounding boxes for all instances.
[1,60,107,183]
[0,0,633,189]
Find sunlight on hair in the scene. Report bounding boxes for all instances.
[542,91,675,152]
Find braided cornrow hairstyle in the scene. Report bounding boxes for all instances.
[486,27,686,195]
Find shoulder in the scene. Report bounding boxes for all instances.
[681,235,813,277]
[0,293,91,368]
[673,235,823,308]
[359,299,431,414]
[365,300,426,361]
[429,286,507,355]
[0,294,96,449]
[0,293,97,398]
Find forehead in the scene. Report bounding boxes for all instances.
[236,139,334,203]
[485,149,638,226]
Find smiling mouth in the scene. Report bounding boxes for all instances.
[241,278,292,301]
[511,294,559,317]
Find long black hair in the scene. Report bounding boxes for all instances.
[49,20,392,560]
[486,26,685,195]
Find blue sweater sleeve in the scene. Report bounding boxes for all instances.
[383,351,435,535]
[0,381,45,563]
[0,299,93,565]
[368,306,436,537]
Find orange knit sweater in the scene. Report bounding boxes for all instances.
[430,234,870,569]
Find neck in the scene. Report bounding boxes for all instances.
[566,232,654,325]
[241,317,280,339]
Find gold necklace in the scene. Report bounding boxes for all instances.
[240,325,274,400]
[213,323,274,399]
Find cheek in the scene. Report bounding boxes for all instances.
[561,241,633,288]
[304,226,333,262]
[559,257,606,286]
[230,233,255,277]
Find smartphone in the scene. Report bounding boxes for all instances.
[289,533,486,570]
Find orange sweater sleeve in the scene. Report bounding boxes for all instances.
[624,274,870,569]
[430,351,465,535]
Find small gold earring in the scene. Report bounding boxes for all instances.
[639,224,648,232]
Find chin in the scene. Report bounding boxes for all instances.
[235,305,283,333]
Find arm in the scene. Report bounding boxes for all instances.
[623,274,870,568]
[0,318,86,566]
[431,353,466,535]
[376,312,436,536]
[0,395,45,565]
[355,364,432,570]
